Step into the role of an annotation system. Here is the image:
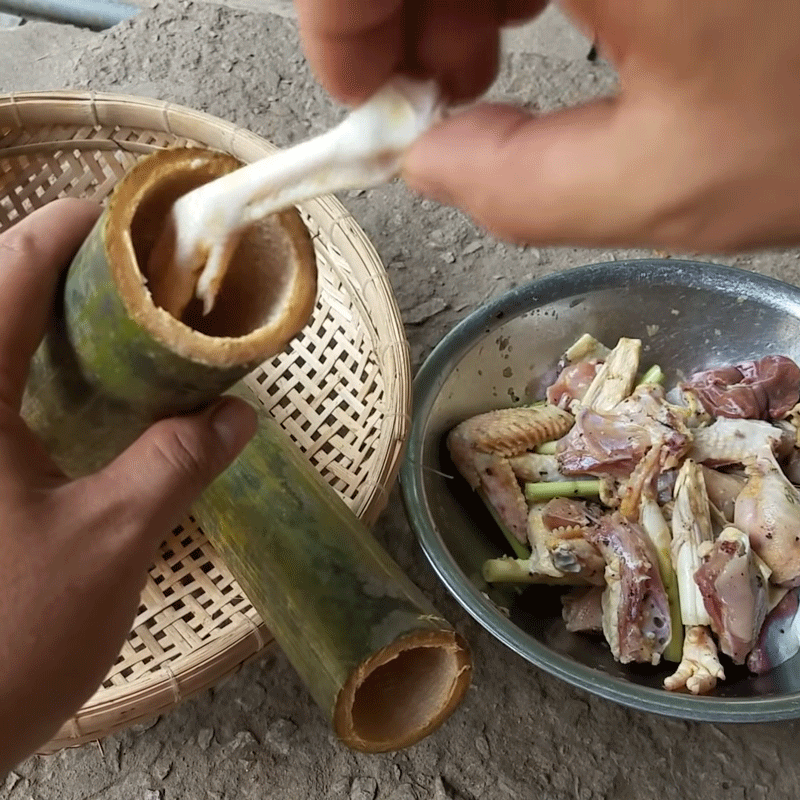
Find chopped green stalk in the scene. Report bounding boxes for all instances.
[524,480,602,502]
[535,440,558,455]
[640,496,683,663]
[483,557,539,584]
[478,490,531,560]
[638,364,665,386]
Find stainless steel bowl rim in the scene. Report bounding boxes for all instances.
[401,259,800,722]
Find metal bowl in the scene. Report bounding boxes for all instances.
[400,259,800,722]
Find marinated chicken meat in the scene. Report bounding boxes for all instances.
[562,586,605,633]
[450,334,800,693]
[747,588,800,674]
[683,355,800,420]
[734,446,800,586]
[689,417,788,465]
[700,466,746,522]
[557,385,691,480]
[448,404,574,543]
[695,527,770,664]
[586,513,672,664]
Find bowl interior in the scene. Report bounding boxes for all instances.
[403,260,800,721]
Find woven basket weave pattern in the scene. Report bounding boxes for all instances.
[0,93,410,751]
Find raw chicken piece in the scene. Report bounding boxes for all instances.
[541,497,598,529]
[683,355,800,420]
[747,588,800,674]
[448,405,575,464]
[448,404,574,543]
[547,359,603,409]
[734,446,800,586]
[538,498,605,583]
[700,466,746,522]
[665,460,727,693]
[527,504,569,579]
[581,337,642,412]
[585,513,672,664]
[689,417,788,465]
[557,384,692,480]
[694,527,770,664]
[562,586,605,633]
[509,453,564,483]
[671,460,714,629]
[664,626,726,694]
[639,495,683,663]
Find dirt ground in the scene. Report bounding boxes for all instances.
[2,2,800,799]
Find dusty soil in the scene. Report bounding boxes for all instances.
[2,3,800,799]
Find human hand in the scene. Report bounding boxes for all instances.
[295,0,548,104]
[299,0,800,253]
[0,200,257,772]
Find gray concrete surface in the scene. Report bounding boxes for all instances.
[2,2,800,799]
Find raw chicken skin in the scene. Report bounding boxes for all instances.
[694,527,769,664]
[734,447,800,587]
[586,513,672,664]
[562,586,605,633]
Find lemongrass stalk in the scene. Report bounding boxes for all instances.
[640,496,683,662]
[637,364,665,386]
[524,480,602,502]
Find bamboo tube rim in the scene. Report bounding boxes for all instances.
[335,630,472,752]
[0,91,413,752]
[105,147,318,367]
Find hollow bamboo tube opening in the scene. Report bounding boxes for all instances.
[104,147,317,366]
[336,631,471,752]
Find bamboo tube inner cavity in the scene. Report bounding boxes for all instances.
[339,633,471,752]
[132,170,295,336]
[105,148,317,366]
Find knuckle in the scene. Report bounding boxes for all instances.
[152,424,210,478]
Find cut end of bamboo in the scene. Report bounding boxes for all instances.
[334,630,472,753]
[104,147,317,367]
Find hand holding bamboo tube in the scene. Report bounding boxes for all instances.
[20,140,471,752]
[0,200,258,773]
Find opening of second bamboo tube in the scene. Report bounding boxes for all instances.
[344,640,470,751]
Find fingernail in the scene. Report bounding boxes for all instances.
[210,397,258,456]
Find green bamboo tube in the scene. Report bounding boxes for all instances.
[21,147,472,752]
[196,388,471,751]
[23,147,318,474]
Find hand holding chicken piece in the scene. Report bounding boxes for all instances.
[148,77,442,317]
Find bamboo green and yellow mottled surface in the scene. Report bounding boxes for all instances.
[195,398,464,730]
[23,212,260,476]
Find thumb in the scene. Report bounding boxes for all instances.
[97,397,258,539]
[402,99,661,248]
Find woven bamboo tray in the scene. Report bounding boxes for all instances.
[0,91,411,752]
